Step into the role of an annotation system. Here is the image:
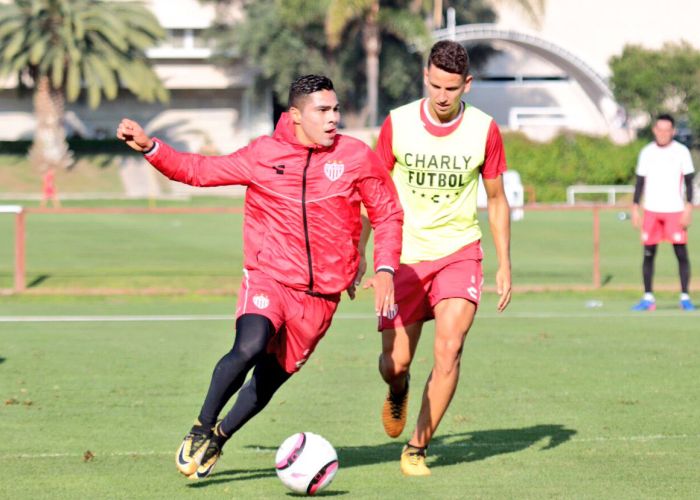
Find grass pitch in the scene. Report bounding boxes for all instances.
[1,291,698,499]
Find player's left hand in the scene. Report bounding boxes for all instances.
[346,254,367,300]
[495,266,512,312]
[363,270,395,317]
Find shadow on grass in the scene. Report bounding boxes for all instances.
[27,274,51,288]
[190,424,575,489]
[186,467,275,489]
[186,468,350,496]
[336,424,577,469]
[0,356,5,364]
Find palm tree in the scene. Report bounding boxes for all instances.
[325,0,429,127]
[325,0,545,127]
[0,0,168,172]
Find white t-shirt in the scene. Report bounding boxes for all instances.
[636,140,695,212]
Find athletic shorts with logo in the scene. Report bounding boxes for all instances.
[236,269,340,374]
[642,210,688,245]
[378,240,484,331]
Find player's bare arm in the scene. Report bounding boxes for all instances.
[484,175,512,312]
[116,119,154,152]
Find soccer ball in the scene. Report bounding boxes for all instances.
[275,432,339,495]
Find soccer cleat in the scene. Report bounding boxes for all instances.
[680,299,696,311]
[175,424,212,476]
[189,438,223,480]
[631,299,656,311]
[400,444,431,476]
[382,375,410,438]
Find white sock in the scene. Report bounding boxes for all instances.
[643,293,655,302]
[680,293,690,301]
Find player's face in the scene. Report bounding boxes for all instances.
[652,119,675,147]
[424,65,472,123]
[291,90,340,147]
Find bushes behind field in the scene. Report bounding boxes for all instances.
[0,133,668,203]
[503,132,646,203]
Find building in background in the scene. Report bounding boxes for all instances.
[440,0,700,142]
[0,0,270,153]
[3,0,700,157]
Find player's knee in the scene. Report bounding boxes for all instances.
[378,352,410,382]
[673,244,689,263]
[232,314,275,362]
[434,339,464,373]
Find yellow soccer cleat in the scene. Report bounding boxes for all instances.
[382,375,409,438]
[175,424,211,477]
[400,444,431,476]
[188,439,223,480]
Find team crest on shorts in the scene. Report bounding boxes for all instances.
[324,161,344,181]
[252,293,270,309]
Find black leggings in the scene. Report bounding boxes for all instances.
[197,314,291,437]
[642,244,691,294]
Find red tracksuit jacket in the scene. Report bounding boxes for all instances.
[144,113,403,295]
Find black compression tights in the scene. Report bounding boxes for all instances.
[642,245,657,293]
[197,314,290,433]
[642,244,691,294]
[674,244,691,294]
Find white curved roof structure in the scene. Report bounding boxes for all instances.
[433,24,622,129]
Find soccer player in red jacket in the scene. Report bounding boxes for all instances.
[117,75,403,480]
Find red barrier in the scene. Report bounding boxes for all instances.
[5,204,696,294]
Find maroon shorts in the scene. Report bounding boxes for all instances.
[378,241,484,331]
[642,210,687,245]
[236,269,340,373]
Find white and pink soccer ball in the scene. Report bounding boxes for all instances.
[275,432,339,495]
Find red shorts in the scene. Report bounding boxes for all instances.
[642,210,687,245]
[236,269,340,374]
[378,241,484,331]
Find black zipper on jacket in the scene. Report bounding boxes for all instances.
[302,148,315,293]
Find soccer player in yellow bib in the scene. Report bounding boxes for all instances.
[366,40,512,476]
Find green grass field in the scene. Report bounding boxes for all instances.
[1,291,698,499]
[1,205,698,497]
[2,208,699,291]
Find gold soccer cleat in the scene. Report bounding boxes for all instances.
[175,424,211,476]
[188,439,223,480]
[400,444,431,477]
[382,375,409,438]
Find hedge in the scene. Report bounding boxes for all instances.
[502,132,646,202]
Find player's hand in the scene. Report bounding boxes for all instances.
[363,270,395,317]
[346,254,367,300]
[116,118,154,152]
[495,265,512,312]
[631,206,641,229]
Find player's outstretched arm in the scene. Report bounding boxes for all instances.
[117,118,254,188]
[116,119,154,153]
[484,175,512,312]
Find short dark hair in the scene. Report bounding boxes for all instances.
[656,113,675,127]
[427,41,469,77]
[288,75,335,109]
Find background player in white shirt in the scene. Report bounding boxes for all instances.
[631,114,696,311]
